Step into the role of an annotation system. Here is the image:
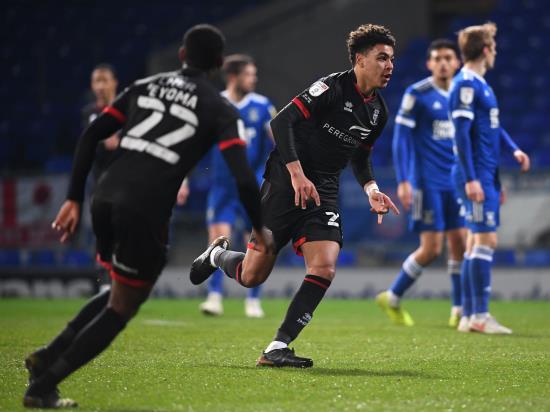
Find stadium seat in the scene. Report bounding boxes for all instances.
[524,250,550,267]
[0,250,21,267]
[28,250,57,266]
[62,250,93,267]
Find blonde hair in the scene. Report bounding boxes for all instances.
[457,22,497,62]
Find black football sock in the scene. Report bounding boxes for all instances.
[213,249,246,285]
[274,274,331,344]
[39,288,111,364]
[28,307,127,395]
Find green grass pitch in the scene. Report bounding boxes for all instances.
[1,299,549,411]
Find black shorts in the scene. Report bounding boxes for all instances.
[91,198,168,288]
[249,180,343,255]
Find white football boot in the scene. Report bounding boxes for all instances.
[199,292,224,316]
[470,313,512,334]
[245,298,265,318]
[457,316,472,333]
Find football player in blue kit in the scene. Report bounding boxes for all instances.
[199,54,276,318]
[451,23,530,334]
[377,39,466,327]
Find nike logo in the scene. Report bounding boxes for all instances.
[349,125,371,138]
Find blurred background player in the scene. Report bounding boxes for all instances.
[23,24,270,408]
[81,63,120,181]
[376,39,465,327]
[81,63,120,292]
[198,54,275,318]
[450,22,530,334]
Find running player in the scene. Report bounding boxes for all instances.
[450,23,530,334]
[190,24,399,368]
[376,39,466,327]
[199,54,275,318]
[22,24,270,408]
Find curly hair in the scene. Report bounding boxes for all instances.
[346,24,396,65]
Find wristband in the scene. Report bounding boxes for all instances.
[365,182,380,197]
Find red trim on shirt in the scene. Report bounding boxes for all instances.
[293,236,307,256]
[353,83,376,103]
[219,138,246,151]
[109,269,152,289]
[102,106,126,123]
[292,97,311,119]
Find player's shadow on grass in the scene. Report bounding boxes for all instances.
[305,368,438,379]
[222,365,438,379]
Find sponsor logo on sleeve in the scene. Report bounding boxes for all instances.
[401,94,415,112]
[308,81,329,97]
[300,93,312,104]
[370,108,380,126]
[460,87,474,105]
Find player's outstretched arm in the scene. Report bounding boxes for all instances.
[499,128,530,172]
[52,113,123,243]
[221,144,273,253]
[351,148,399,224]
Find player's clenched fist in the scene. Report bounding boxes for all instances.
[52,200,80,243]
[465,180,484,203]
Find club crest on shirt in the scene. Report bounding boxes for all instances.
[309,81,329,97]
[460,87,474,105]
[248,108,259,123]
[344,101,353,112]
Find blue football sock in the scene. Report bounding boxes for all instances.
[207,269,224,295]
[470,245,493,315]
[390,255,423,297]
[448,259,462,307]
[460,254,472,317]
[247,285,262,299]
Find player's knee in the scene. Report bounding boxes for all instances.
[240,270,267,288]
[417,245,442,263]
[307,263,336,281]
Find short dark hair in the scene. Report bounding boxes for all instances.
[347,24,396,65]
[93,63,117,79]
[222,54,255,76]
[182,24,225,70]
[457,22,497,62]
[426,38,460,59]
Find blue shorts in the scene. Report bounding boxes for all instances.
[455,181,500,233]
[410,187,465,233]
[206,184,251,229]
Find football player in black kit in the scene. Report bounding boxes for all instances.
[81,63,120,181]
[22,24,270,408]
[190,24,399,368]
[81,63,120,292]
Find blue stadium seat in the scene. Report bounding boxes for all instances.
[62,250,93,267]
[28,250,57,266]
[0,250,21,266]
[524,250,550,267]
